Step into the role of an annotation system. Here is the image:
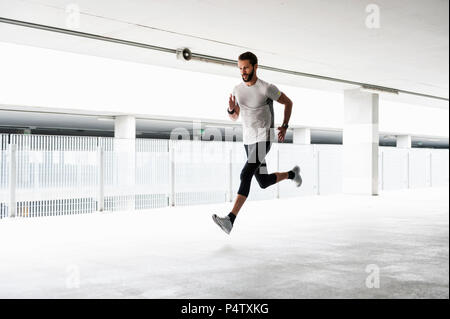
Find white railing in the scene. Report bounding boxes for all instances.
[171,139,230,206]
[0,134,8,218]
[0,134,448,219]
[8,134,99,218]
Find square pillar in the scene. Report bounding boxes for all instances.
[397,135,411,148]
[293,128,311,144]
[343,89,379,195]
[115,115,136,139]
[114,115,136,210]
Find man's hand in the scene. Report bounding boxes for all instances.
[277,126,287,142]
[228,94,239,120]
[228,94,238,112]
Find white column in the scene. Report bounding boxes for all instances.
[115,115,136,139]
[397,135,412,148]
[293,128,311,144]
[343,89,379,195]
[114,115,136,210]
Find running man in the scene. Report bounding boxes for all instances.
[212,51,302,235]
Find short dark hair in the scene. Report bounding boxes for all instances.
[238,51,258,66]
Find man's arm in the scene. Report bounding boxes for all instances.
[277,92,293,126]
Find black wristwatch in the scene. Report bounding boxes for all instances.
[281,123,289,129]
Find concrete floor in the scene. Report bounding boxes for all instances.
[0,187,448,299]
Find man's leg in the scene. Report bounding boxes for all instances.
[268,170,299,184]
[230,194,247,215]
[229,141,263,218]
[231,159,260,217]
[212,141,299,234]
[254,161,276,189]
[212,145,260,234]
[254,165,293,187]
[253,142,295,188]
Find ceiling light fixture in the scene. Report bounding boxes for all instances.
[97,117,114,121]
[360,84,399,95]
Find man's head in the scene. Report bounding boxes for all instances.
[238,51,258,83]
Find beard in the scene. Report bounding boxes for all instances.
[242,68,255,82]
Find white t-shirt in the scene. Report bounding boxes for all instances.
[233,78,281,145]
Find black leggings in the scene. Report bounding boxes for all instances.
[238,141,278,197]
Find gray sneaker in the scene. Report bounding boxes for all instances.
[292,165,302,187]
[212,214,233,234]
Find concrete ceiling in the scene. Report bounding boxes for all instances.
[0,0,448,109]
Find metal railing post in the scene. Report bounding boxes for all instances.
[313,146,320,195]
[406,151,411,189]
[381,151,384,191]
[276,146,280,199]
[8,144,17,217]
[97,146,104,212]
[228,148,233,202]
[429,152,433,187]
[169,146,175,207]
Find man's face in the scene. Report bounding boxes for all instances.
[238,59,256,82]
